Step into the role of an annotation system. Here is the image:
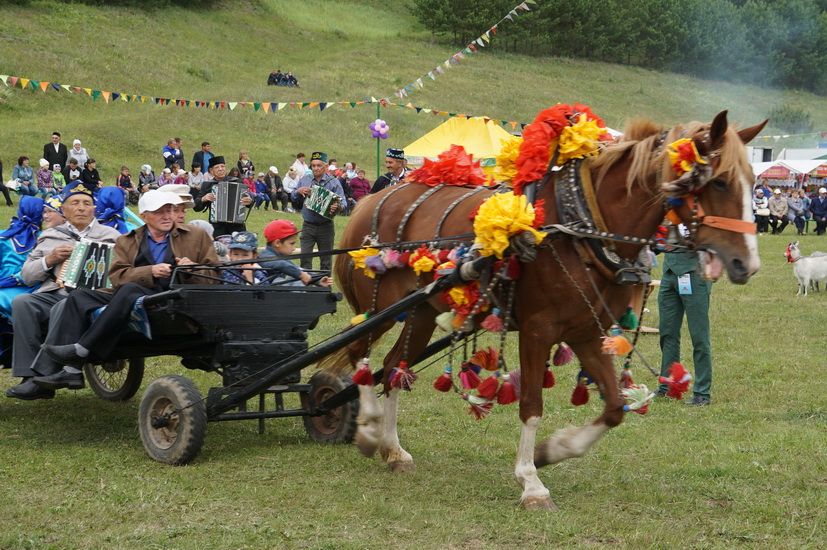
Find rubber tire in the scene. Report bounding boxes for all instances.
[84,358,145,401]
[301,371,359,444]
[138,375,207,465]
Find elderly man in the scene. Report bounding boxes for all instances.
[5,182,121,400]
[43,132,68,172]
[158,183,194,224]
[810,187,827,236]
[371,148,408,193]
[291,151,346,272]
[193,155,253,236]
[32,190,219,391]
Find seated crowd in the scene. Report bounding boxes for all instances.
[267,69,299,87]
[751,183,827,236]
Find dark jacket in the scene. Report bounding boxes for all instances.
[810,196,827,219]
[81,168,101,193]
[43,142,68,170]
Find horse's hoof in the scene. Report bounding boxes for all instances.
[355,430,379,457]
[388,460,416,474]
[521,495,558,511]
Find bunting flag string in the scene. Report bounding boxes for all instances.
[393,0,538,99]
[754,131,827,142]
[0,72,533,129]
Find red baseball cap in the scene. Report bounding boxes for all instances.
[264,219,299,242]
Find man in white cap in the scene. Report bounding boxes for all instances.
[158,183,194,224]
[810,187,827,236]
[265,166,288,211]
[32,190,218,391]
[768,188,789,235]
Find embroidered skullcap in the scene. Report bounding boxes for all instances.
[385,148,405,160]
[310,151,328,163]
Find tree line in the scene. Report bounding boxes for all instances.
[411,0,827,94]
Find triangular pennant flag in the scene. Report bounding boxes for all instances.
[427,71,435,80]
[185,100,191,107]
[482,32,491,43]
[239,101,248,108]
[519,2,530,10]
[469,43,478,52]
[415,107,422,113]
[39,81,49,92]
[84,88,93,96]
[228,102,237,110]
[20,78,30,89]
[253,102,261,112]
[92,90,102,101]
[416,78,423,88]
[277,102,286,110]
[483,117,491,124]
[51,83,61,91]
[299,102,308,109]
[61,84,71,92]
[102,91,111,103]
[0,75,8,86]
[318,102,327,111]
[112,92,120,101]
[476,38,485,47]
[349,101,356,108]
[490,25,498,34]
[8,76,18,87]
[262,102,271,113]
[405,102,413,108]
[370,96,378,103]
[308,101,319,108]
[506,13,514,21]
[463,47,472,54]
[422,108,431,114]
[219,101,226,109]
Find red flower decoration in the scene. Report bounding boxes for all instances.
[407,145,486,187]
[533,198,546,228]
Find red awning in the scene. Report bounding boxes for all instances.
[812,163,827,178]
[760,165,791,179]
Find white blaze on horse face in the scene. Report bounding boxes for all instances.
[515,416,550,502]
[741,175,761,275]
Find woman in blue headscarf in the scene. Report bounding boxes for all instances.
[95,186,129,234]
[0,196,45,363]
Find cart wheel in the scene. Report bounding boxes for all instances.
[139,375,207,465]
[301,371,359,444]
[84,358,145,401]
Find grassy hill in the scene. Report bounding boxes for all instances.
[1,0,826,183]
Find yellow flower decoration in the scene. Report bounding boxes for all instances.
[495,135,523,183]
[557,113,604,165]
[348,247,380,278]
[473,192,548,258]
[411,255,436,276]
[449,285,470,307]
[667,138,707,176]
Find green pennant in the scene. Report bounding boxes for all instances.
[92,90,101,101]
[350,101,356,108]
[253,102,261,111]
[30,80,40,90]
[301,102,310,108]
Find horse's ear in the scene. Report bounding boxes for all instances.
[737,120,768,145]
[709,110,728,148]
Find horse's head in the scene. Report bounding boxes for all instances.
[663,111,767,284]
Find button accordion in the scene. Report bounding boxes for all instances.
[305,185,340,219]
[211,180,247,224]
[57,239,114,290]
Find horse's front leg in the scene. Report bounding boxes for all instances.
[534,337,622,467]
[515,332,556,510]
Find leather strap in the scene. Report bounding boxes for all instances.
[685,195,757,235]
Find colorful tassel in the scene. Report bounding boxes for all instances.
[619,306,639,330]
[382,248,402,268]
[435,311,456,333]
[620,367,634,389]
[601,325,633,355]
[350,312,370,326]
[365,254,387,276]
[477,371,500,400]
[496,378,518,405]
[481,308,505,332]
[451,313,468,331]
[506,368,521,398]
[571,378,589,406]
[432,365,453,392]
[552,343,574,366]
[459,364,481,390]
[468,347,499,372]
[658,362,692,400]
[542,365,555,389]
[622,384,655,415]
[352,358,374,386]
[390,360,416,391]
[464,394,493,420]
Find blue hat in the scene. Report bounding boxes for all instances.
[44,195,63,213]
[228,231,258,251]
[60,180,95,202]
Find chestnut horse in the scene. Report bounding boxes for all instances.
[330,111,765,509]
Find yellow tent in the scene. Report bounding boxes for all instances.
[404,117,516,173]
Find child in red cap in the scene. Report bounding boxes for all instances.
[260,219,332,286]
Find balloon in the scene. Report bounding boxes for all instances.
[368,118,390,140]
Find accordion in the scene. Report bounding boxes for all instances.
[57,239,114,290]
[211,180,247,224]
[305,185,340,219]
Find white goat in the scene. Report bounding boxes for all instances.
[786,241,827,296]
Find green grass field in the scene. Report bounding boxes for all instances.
[0,1,826,548]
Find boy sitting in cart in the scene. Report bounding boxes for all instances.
[259,220,332,287]
[221,231,269,285]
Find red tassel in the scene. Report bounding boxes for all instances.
[571,381,589,406]
[468,347,499,371]
[437,248,451,263]
[552,343,574,366]
[542,367,555,389]
[390,360,416,391]
[497,380,518,405]
[432,366,453,392]
[480,310,504,332]
[352,360,374,386]
[464,395,494,420]
[459,365,481,390]
[477,373,500,400]
[620,367,634,389]
[658,362,692,400]
[397,251,411,265]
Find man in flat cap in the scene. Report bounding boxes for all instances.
[371,148,409,194]
[193,155,253,236]
[291,151,346,272]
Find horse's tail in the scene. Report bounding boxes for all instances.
[316,253,373,374]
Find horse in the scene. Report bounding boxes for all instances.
[329,111,765,510]
[785,241,827,295]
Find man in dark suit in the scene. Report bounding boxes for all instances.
[43,132,68,172]
[371,148,408,193]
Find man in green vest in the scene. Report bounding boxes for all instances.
[657,245,712,406]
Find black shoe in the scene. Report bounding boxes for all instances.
[41,343,85,367]
[32,370,85,390]
[5,379,56,400]
[685,395,710,406]
[655,388,668,398]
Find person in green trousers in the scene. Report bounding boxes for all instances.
[658,247,712,406]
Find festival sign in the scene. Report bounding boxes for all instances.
[759,165,790,179]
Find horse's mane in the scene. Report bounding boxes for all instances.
[592,117,753,195]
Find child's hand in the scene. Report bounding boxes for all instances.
[319,276,333,287]
[300,272,312,285]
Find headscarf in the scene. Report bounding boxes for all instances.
[0,196,45,253]
[95,187,128,234]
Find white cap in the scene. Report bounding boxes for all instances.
[73,139,81,145]
[39,158,49,168]
[773,188,781,194]
[162,168,171,174]
[142,164,152,173]
[820,187,827,193]
[157,183,194,207]
[269,165,278,174]
[139,189,183,214]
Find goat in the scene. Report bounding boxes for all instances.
[785,241,827,296]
